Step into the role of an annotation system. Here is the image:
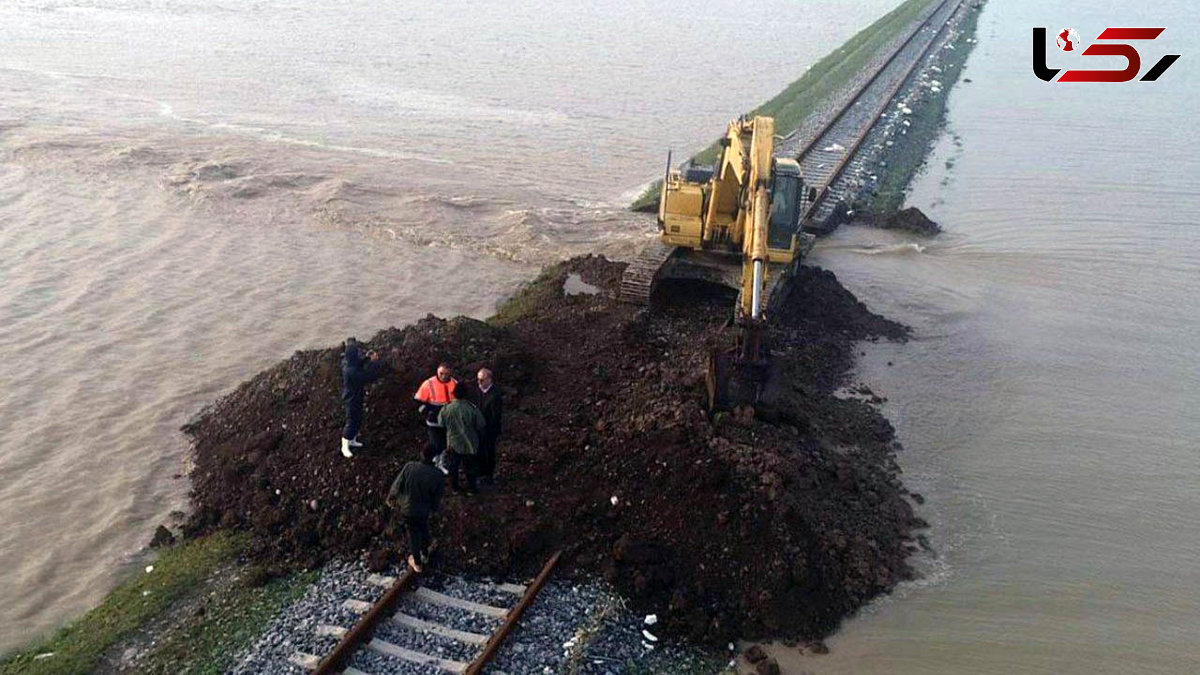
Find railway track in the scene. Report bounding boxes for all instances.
[287,552,561,675]
[783,0,968,233]
[619,0,971,306]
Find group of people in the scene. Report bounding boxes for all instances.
[338,338,505,572]
[412,362,504,492]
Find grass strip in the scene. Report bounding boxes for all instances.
[631,0,938,211]
[133,569,318,675]
[488,260,569,327]
[0,532,244,675]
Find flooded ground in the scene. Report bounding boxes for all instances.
[775,1,1200,672]
[0,0,898,651]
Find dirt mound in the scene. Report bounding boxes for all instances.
[861,206,942,235]
[184,255,924,644]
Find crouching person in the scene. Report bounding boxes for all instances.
[386,444,446,573]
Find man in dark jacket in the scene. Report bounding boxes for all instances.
[340,337,381,459]
[386,444,445,572]
[437,384,486,494]
[471,368,504,484]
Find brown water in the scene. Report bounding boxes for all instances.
[770,1,1200,672]
[0,0,899,652]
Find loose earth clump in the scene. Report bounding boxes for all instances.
[183,255,924,645]
[858,206,942,235]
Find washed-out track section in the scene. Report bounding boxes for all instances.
[622,0,969,305]
[284,552,560,675]
[780,0,968,232]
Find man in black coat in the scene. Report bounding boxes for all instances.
[340,337,381,458]
[386,444,445,572]
[471,368,504,483]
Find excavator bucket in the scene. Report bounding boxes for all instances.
[705,322,768,411]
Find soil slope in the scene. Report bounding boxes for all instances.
[183,256,924,644]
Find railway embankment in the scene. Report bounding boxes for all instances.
[0,2,984,671]
[180,256,918,648]
[1,259,925,675]
[631,0,943,212]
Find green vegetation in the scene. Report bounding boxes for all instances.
[488,260,569,327]
[0,532,312,675]
[631,0,938,211]
[133,569,316,675]
[0,533,244,675]
[861,2,982,214]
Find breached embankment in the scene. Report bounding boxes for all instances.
[182,255,924,645]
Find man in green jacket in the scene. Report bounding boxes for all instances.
[386,444,445,572]
[437,384,487,494]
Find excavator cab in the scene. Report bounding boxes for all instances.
[767,161,804,251]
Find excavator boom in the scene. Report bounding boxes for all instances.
[622,115,815,410]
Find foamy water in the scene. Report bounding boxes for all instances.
[0,0,898,651]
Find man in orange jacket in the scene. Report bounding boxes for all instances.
[414,362,457,470]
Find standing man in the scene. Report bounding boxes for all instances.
[386,444,445,573]
[437,385,486,494]
[472,368,504,484]
[414,362,457,469]
[341,337,381,459]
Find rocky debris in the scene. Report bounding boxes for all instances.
[756,657,782,675]
[228,559,389,674]
[744,644,767,663]
[185,255,921,645]
[147,525,176,549]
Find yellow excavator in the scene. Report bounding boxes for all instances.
[620,115,815,410]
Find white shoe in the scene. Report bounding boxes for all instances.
[341,438,354,458]
[348,436,363,448]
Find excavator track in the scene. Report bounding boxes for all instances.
[619,241,676,305]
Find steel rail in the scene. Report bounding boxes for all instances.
[797,0,966,230]
[790,0,954,162]
[464,550,563,675]
[312,569,418,675]
[310,550,562,675]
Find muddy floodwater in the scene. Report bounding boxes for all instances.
[773,1,1200,673]
[2,0,1198,671]
[0,0,899,653]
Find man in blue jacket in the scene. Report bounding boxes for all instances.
[341,337,381,458]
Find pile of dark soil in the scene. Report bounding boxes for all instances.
[183,255,925,644]
[859,206,942,235]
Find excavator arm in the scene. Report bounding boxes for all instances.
[629,114,813,410]
[739,116,774,325]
